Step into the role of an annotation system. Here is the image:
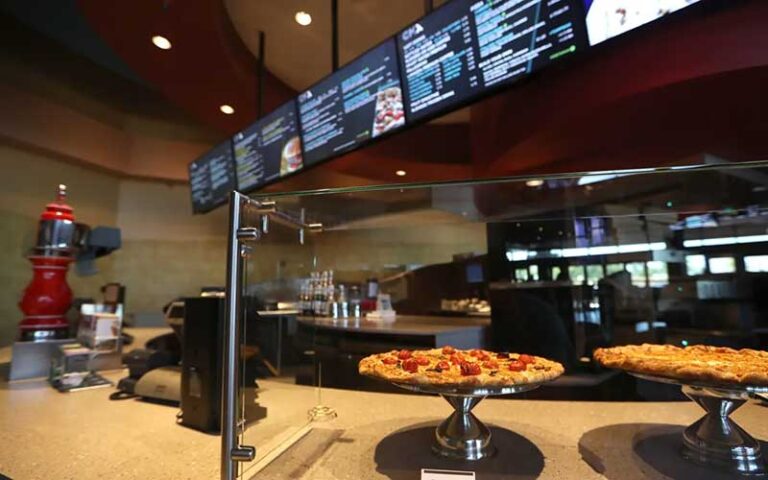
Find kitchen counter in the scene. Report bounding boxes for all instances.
[1,329,767,479]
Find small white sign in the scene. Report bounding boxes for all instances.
[421,468,476,480]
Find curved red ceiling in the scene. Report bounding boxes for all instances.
[77,0,294,135]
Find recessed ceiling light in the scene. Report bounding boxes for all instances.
[295,11,312,26]
[220,104,235,115]
[152,35,172,50]
[395,170,406,177]
[525,179,544,187]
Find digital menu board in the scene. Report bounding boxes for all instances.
[233,100,303,192]
[188,141,237,214]
[398,0,588,122]
[583,0,702,45]
[397,0,479,122]
[469,0,588,88]
[298,39,406,165]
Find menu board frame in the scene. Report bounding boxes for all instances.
[296,37,408,169]
[187,140,237,215]
[233,99,304,194]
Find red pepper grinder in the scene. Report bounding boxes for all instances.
[18,184,80,341]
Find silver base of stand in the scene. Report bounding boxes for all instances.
[681,385,766,476]
[433,394,494,460]
[308,405,337,422]
[632,373,768,476]
[392,382,544,461]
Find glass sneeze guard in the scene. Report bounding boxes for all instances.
[222,160,768,479]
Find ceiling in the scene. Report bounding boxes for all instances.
[224,0,448,93]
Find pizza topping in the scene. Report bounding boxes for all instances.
[442,346,455,355]
[359,348,564,387]
[402,358,419,373]
[460,362,481,376]
[508,360,526,372]
[519,354,536,364]
[450,354,465,365]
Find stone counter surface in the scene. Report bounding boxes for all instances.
[1,336,767,479]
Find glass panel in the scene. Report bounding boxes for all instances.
[745,255,768,273]
[709,256,736,274]
[586,264,604,285]
[686,254,707,276]
[231,161,768,476]
[237,218,320,480]
[569,265,586,285]
[606,263,625,275]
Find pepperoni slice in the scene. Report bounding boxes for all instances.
[496,353,510,359]
[397,350,412,360]
[442,346,455,355]
[482,360,499,369]
[469,350,481,357]
[450,354,464,365]
[415,356,430,366]
[402,358,419,373]
[382,357,398,365]
[519,354,535,364]
[508,360,526,372]
[460,362,481,376]
[436,361,450,371]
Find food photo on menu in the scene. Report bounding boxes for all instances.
[584,0,702,45]
[371,84,405,138]
[279,135,303,175]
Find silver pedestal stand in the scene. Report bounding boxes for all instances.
[632,373,768,476]
[392,382,542,460]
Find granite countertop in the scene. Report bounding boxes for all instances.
[297,315,490,336]
[1,329,767,479]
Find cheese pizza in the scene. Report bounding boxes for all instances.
[594,344,768,386]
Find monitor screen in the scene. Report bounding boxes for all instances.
[583,0,703,45]
[298,39,406,166]
[398,0,588,122]
[188,141,237,214]
[233,100,303,192]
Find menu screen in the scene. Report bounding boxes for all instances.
[188,141,236,213]
[470,0,588,88]
[583,0,702,45]
[397,0,479,122]
[398,0,588,122]
[298,39,406,165]
[233,100,303,192]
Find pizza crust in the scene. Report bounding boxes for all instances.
[594,344,768,387]
[359,348,564,387]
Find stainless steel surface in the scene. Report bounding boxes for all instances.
[8,338,72,380]
[230,446,256,462]
[221,191,254,480]
[392,381,543,460]
[631,372,768,476]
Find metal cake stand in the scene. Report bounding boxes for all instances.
[391,381,543,460]
[632,372,768,476]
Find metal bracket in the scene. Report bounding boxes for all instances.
[231,445,256,462]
